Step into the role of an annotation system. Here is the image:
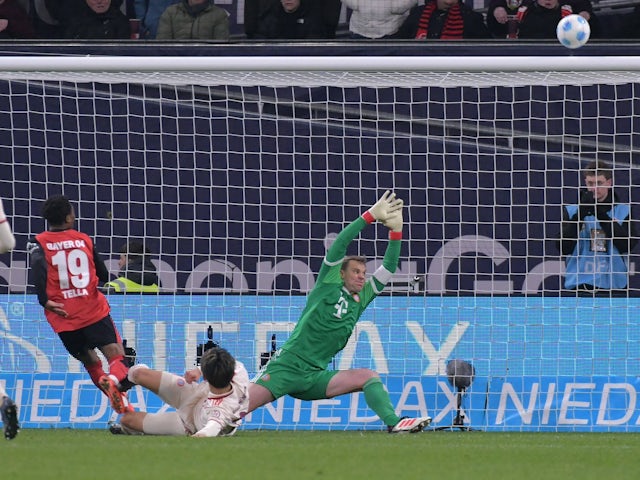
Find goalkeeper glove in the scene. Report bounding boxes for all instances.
[383,202,404,232]
[367,190,403,222]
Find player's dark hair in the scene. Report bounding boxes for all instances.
[200,346,236,389]
[584,160,612,180]
[341,256,366,272]
[42,195,73,227]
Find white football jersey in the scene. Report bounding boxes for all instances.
[185,361,250,437]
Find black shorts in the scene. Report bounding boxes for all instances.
[58,315,121,360]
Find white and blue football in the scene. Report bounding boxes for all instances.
[556,14,591,49]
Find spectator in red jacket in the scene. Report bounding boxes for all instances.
[398,0,491,39]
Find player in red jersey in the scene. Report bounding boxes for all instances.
[29,195,132,414]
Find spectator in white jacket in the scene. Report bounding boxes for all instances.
[343,0,418,39]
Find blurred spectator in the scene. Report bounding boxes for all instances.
[517,0,598,39]
[252,0,331,39]
[244,0,273,38]
[34,0,63,38]
[103,241,159,293]
[0,0,37,38]
[342,0,418,39]
[487,0,524,38]
[51,0,130,39]
[569,0,595,22]
[45,0,124,23]
[322,0,341,38]
[622,5,640,38]
[134,0,178,39]
[123,0,135,18]
[156,0,229,40]
[245,0,339,39]
[398,0,490,39]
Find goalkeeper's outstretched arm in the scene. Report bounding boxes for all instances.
[0,198,16,254]
[319,191,403,281]
[367,201,404,299]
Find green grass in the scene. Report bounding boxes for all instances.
[2,429,639,480]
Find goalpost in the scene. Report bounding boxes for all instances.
[1,55,640,432]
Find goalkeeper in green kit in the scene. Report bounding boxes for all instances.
[249,191,431,433]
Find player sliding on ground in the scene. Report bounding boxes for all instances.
[110,347,249,437]
[249,191,431,433]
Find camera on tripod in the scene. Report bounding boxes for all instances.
[195,325,219,366]
[123,339,137,368]
[260,334,277,367]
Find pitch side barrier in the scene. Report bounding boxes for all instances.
[1,294,639,432]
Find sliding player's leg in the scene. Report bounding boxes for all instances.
[132,368,199,416]
[126,364,161,393]
[120,410,185,435]
[326,369,431,433]
[119,368,200,436]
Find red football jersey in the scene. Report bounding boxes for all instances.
[35,229,110,332]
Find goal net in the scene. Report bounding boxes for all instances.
[1,55,640,432]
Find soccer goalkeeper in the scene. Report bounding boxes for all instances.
[248,191,431,433]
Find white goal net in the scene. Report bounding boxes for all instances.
[1,55,639,432]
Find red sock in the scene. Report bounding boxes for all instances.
[86,361,106,390]
[108,355,129,384]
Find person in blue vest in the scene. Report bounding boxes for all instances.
[558,160,638,294]
[104,241,159,293]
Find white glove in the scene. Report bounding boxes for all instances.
[368,190,403,222]
[383,202,404,232]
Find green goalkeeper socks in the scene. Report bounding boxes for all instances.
[362,377,400,427]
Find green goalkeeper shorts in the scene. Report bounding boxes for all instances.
[254,349,339,401]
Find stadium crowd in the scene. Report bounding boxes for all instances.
[0,0,638,40]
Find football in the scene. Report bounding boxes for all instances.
[556,14,591,49]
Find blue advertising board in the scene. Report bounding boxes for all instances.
[1,294,639,431]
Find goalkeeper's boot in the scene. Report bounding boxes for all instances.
[99,375,132,414]
[388,416,431,434]
[1,396,19,440]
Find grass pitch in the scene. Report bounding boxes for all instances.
[2,429,639,480]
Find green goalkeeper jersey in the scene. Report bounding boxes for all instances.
[281,216,401,369]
